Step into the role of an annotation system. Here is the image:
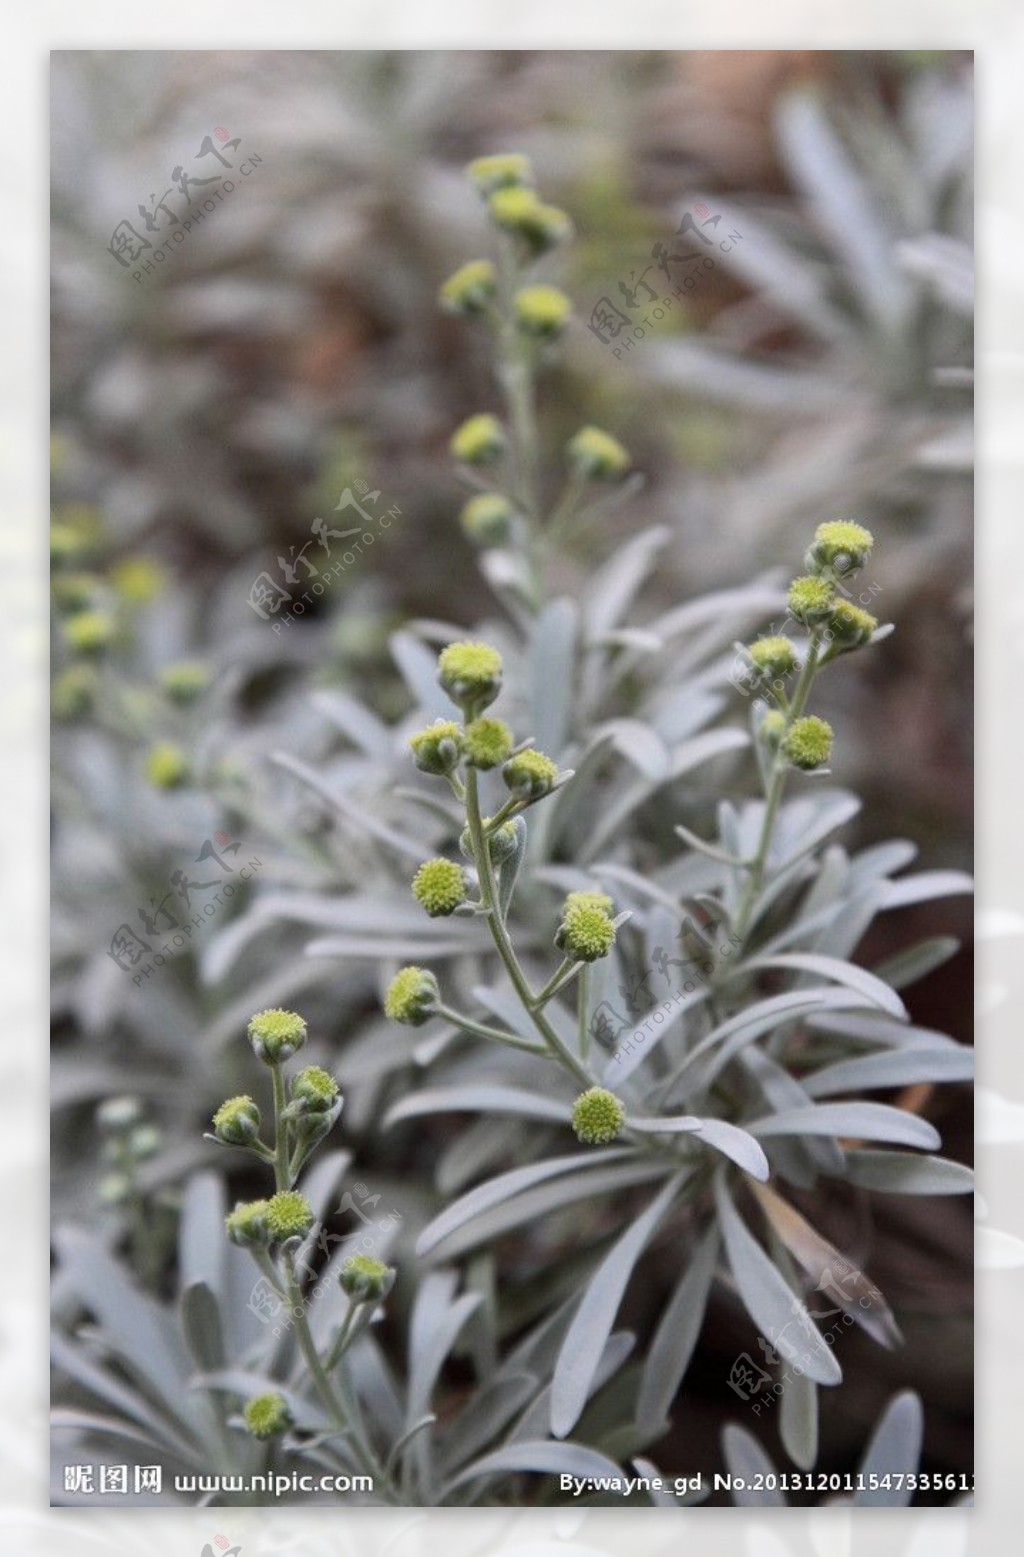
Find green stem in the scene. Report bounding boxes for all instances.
[464,769,592,1088]
[495,233,543,603]
[437,1004,547,1055]
[530,958,575,1008]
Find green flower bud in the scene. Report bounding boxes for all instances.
[409,719,464,775]
[264,1190,315,1243]
[244,1392,293,1440]
[467,153,533,194]
[450,414,506,467]
[340,1253,395,1302]
[787,575,835,627]
[384,965,441,1026]
[556,892,616,962]
[746,636,798,682]
[828,598,878,650]
[459,817,520,863]
[212,1094,262,1145]
[502,747,562,805]
[225,1199,271,1247]
[463,716,514,770]
[53,664,99,720]
[440,258,498,316]
[98,1171,132,1206]
[412,857,468,917]
[514,284,572,339]
[128,1125,161,1160]
[805,521,874,577]
[50,523,90,565]
[291,1066,340,1113]
[159,660,211,703]
[145,741,189,791]
[63,609,115,656]
[460,492,514,548]
[437,640,503,711]
[758,710,786,748]
[247,1008,308,1065]
[51,572,102,613]
[96,1096,143,1132]
[782,715,834,770]
[110,557,165,604]
[566,426,631,481]
[487,187,572,254]
[571,1087,626,1146]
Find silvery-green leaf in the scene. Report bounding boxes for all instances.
[879,870,973,909]
[780,1366,818,1473]
[386,1086,570,1128]
[440,1372,538,1474]
[180,1282,225,1373]
[390,628,454,719]
[737,952,907,1020]
[841,1150,973,1195]
[407,1271,482,1425]
[871,936,960,990]
[530,598,578,756]
[311,687,392,760]
[272,749,427,861]
[51,1333,199,1462]
[748,1102,940,1151]
[445,1439,626,1495]
[585,526,669,639]
[721,1425,787,1506]
[636,1223,719,1434]
[714,1178,841,1387]
[804,1045,973,1098]
[550,1176,683,1438]
[853,1392,924,1504]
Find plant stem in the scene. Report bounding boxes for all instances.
[271,1064,291,1192]
[437,1004,547,1055]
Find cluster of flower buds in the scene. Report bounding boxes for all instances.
[95,1095,162,1208]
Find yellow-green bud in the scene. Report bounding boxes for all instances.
[437,640,503,711]
[63,609,115,656]
[340,1253,395,1301]
[502,748,560,802]
[463,716,514,770]
[440,259,498,316]
[129,1124,161,1160]
[52,572,102,613]
[225,1199,271,1247]
[409,719,464,775]
[487,187,572,254]
[450,414,506,467]
[782,715,834,770]
[412,857,468,917]
[247,1007,308,1065]
[805,521,874,576]
[567,426,631,481]
[264,1190,315,1243]
[291,1066,340,1113]
[145,741,189,790]
[244,1392,293,1439]
[514,285,572,339]
[385,965,441,1026]
[828,598,878,650]
[746,636,798,682]
[571,1087,626,1146]
[556,893,616,962]
[96,1096,143,1132]
[460,492,514,547]
[212,1094,261,1145]
[787,575,835,627]
[467,153,533,193]
[110,557,165,603]
[50,523,90,565]
[53,665,98,720]
[159,660,211,703]
[758,710,786,748]
[98,1172,132,1206]
[459,817,521,864]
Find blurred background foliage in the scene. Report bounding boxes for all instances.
[51,49,972,1502]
